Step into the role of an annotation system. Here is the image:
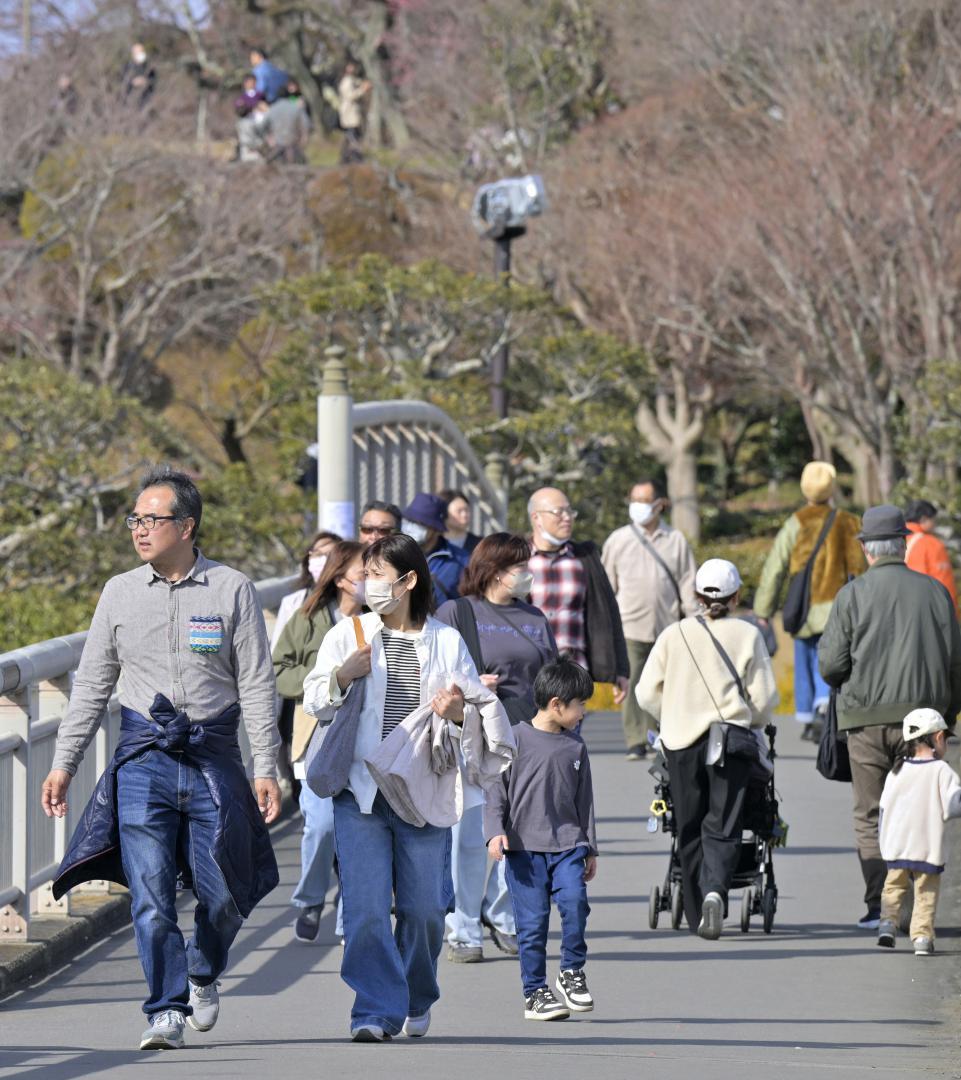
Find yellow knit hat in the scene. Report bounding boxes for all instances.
[800,461,836,504]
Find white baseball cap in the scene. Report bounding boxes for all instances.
[903,708,948,741]
[695,558,742,598]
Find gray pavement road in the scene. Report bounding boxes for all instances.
[2,713,960,1080]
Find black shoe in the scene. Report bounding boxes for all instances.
[555,968,594,1012]
[626,744,648,761]
[294,905,323,942]
[800,723,814,742]
[524,987,570,1021]
[488,926,519,955]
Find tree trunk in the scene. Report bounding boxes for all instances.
[667,449,700,542]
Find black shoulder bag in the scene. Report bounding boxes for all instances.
[815,689,852,783]
[781,509,836,635]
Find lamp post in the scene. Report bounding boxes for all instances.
[472,175,546,420]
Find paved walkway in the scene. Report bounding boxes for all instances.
[2,714,959,1079]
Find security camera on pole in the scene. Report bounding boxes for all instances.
[472,175,546,420]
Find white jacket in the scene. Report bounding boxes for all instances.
[879,758,961,872]
[302,612,479,814]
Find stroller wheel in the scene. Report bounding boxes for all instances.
[670,885,683,930]
[740,887,754,933]
[761,888,777,934]
[649,885,661,929]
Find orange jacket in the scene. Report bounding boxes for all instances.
[906,523,958,610]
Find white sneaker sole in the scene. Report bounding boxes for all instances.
[524,1006,570,1021]
[139,1033,184,1050]
[186,1013,217,1032]
[698,896,723,940]
[555,978,594,1012]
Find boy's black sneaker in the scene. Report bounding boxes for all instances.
[555,968,594,1012]
[524,987,570,1021]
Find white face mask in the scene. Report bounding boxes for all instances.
[503,570,534,598]
[308,555,327,582]
[538,525,566,547]
[629,502,656,527]
[365,573,410,615]
[402,519,430,544]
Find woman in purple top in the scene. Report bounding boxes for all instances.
[436,533,559,964]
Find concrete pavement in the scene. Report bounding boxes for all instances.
[2,713,959,1079]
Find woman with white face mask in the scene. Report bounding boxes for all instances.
[435,533,559,963]
[273,541,366,945]
[302,534,483,1042]
[271,531,341,651]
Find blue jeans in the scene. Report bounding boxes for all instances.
[504,848,590,997]
[794,634,830,724]
[446,804,515,946]
[333,790,453,1034]
[292,783,343,936]
[117,748,243,1017]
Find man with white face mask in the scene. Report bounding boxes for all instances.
[602,480,697,759]
[527,487,629,710]
[401,493,470,607]
[121,41,157,110]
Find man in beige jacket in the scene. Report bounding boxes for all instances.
[602,480,697,759]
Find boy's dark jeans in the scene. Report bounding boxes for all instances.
[504,848,590,997]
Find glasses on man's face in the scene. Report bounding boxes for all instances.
[359,523,396,536]
[125,514,179,532]
[537,507,577,520]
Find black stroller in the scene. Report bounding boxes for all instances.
[646,723,787,934]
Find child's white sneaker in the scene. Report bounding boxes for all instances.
[555,968,594,1012]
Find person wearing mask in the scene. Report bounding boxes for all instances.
[401,493,469,607]
[302,534,481,1042]
[436,533,559,962]
[904,499,958,612]
[754,461,864,741]
[602,480,697,760]
[121,42,156,110]
[439,488,481,554]
[636,559,779,939]
[273,541,365,944]
[819,505,961,929]
[249,47,290,104]
[527,487,629,707]
[272,532,342,650]
[358,500,401,546]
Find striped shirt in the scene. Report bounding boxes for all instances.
[380,629,422,739]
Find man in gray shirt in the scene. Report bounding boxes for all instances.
[41,467,281,1050]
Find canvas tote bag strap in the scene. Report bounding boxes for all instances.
[352,615,366,648]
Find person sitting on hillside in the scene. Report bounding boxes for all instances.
[234,73,265,117]
[266,81,312,165]
[904,499,958,612]
[121,42,156,110]
[249,46,290,104]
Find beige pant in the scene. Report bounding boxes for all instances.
[881,868,940,940]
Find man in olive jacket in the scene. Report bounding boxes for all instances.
[818,505,961,928]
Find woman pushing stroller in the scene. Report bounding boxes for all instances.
[636,559,779,939]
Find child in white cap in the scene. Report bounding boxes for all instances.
[877,708,961,955]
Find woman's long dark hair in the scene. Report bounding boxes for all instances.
[363,533,434,624]
[302,541,365,618]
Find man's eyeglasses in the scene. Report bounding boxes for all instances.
[125,514,179,532]
[536,507,578,520]
[359,524,396,536]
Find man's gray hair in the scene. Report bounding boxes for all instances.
[138,466,202,540]
[863,537,906,560]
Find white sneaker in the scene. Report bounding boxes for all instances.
[913,936,934,956]
[351,1024,390,1042]
[139,1010,186,1050]
[402,1010,431,1037]
[186,980,220,1032]
[697,892,724,940]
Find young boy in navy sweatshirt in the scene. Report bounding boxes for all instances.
[485,659,597,1021]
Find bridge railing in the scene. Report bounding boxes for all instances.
[0,375,506,942]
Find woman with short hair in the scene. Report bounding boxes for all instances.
[636,559,778,940]
[436,532,558,961]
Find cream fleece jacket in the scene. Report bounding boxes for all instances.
[879,758,961,872]
[635,615,779,751]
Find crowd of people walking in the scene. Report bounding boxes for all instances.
[38,460,961,1049]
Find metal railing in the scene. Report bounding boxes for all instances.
[0,377,506,940]
[315,355,508,539]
